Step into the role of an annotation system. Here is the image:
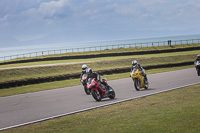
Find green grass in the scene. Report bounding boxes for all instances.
[0,43,199,132]
[0,46,199,68]
[0,54,196,83]
[0,43,198,97]
[0,65,193,97]
[2,81,200,133]
[0,43,198,83]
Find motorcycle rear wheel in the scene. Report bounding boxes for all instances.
[108,87,115,99]
[144,80,149,89]
[134,78,140,91]
[92,90,102,102]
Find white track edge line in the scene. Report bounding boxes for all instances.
[1,82,200,131]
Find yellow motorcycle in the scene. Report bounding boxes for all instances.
[131,68,149,91]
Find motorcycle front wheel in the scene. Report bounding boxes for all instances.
[134,78,140,91]
[197,68,200,76]
[84,84,90,95]
[92,90,102,102]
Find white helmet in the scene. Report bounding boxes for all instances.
[82,64,88,72]
[197,54,200,59]
[132,60,138,67]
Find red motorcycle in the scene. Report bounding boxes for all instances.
[81,74,90,95]
[87,78,115,102]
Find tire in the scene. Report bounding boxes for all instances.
[84,85,90,95]
[144,79,149,89]
[197,68,200,76]
[108,87,115,99]
[134,78,140,91]
[92,90,101,102]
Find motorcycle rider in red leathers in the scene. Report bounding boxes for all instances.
[86,68,109,90]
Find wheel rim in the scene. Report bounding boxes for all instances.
[137,79,140,89]
[145,82,149,89]
[134,79,140,91]
[94,91,101,100]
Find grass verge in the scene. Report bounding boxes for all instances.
[0,54,196,83]
[2,81,200,133]
[0,65,193,97]
[0,46,199,68]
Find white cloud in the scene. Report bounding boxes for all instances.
[2,0,199,26]
[0,0,200,46]
[0,0,73,42]
[1,0,72,24]
[38,0,71,19]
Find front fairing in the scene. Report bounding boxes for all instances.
[87,78,106,98]
[82,74,87,81]
[131,69,141,78]
[131,69,145,88]
[195,61,200,66]
[87,78,97,90]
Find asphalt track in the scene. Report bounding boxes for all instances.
[0,68,200,130]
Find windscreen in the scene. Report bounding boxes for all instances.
[132,68,137,73]
[87,78,93,84]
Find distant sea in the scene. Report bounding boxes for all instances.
[0,34,200,61]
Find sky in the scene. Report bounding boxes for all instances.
[0,0,200,47]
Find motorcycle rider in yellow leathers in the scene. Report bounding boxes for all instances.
[130,60,148,83]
